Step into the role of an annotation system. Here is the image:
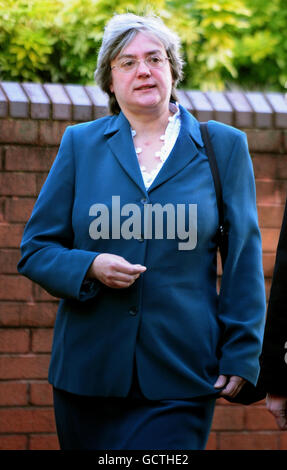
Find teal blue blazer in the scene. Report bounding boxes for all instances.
[18,104,266,399]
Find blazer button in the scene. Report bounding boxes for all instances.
[129,306,138,316]
[140,198,148,204]
[137,236,144,242]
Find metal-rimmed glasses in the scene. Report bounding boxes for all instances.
[111,55,170,73]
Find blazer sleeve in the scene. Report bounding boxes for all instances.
[216,129,266,385]
[17,125,101,302]
[259,198,287,395]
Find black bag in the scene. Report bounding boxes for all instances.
[200,122,266,404]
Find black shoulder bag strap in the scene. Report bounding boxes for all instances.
[199,122,228,268]
[200,122,267,404]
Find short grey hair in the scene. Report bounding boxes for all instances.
[94,13,184,115]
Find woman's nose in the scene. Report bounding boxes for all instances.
[136,60,151,76]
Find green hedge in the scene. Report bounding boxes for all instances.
[0,0,286,91]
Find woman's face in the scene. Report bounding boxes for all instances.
[110,32,173,116]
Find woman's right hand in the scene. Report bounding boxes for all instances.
[86,253,146,289]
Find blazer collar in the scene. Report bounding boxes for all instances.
[178,103,204,148]
[104,104,203,194]
[104,111,147,194]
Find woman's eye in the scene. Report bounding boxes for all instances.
[149,56,161,63]
[121,60,135,69]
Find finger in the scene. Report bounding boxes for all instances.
[115,262,146,275]
[94,254,146,275]
[221,382,239,396]
[232,380,245,396]
[110,271,140,282]
[214,375,228,389]
[220,377,245,397]
[104,273,139,287]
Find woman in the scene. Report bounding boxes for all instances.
[18,13,266,450]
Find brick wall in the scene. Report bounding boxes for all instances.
[0,81,287,450]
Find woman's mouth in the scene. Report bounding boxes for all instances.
[134,84,156,91]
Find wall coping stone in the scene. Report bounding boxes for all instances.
[22,83,51,120]
[0,81,287,129]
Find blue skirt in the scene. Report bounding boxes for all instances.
[53,360,216,450]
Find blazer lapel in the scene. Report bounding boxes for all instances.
[104,112,147,195]
[103,104,204,195]
[147,105,204,192]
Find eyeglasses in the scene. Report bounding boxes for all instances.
[111,55,170,73]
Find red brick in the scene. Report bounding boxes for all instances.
[0,381,28,405]
[36,172,49,194]
[5,145,57,172]
[263,252,276,278]
[211,405,244,430]
[33,284,59,301]
[5,197,36,223]
[0,223,25,247]
[31,328,53,353]
[0,197,5,222]
[0,275,33,301]
[279,432,287,450]
[215,397,243,406]
[219,431,279,450]
[261,228,281,252]
[0,328,30,353]
[205,432,217,450]
[0,354,50,379]
[0,301,58,327]
[256,180,287,206]
[0,249,20,273]
[253,398,266,406]
[29,434,59,450]
[0,435,27,450]
[0,119,38,144]
[0,146,4,170]
[246,129,283,153]
[30,382,53,405]
[0,407,56,433]
[252,153,287,180]
[265,278,272,301]
[257,204,285,229]
[245,406,279,430]
[39,120,71,146]
[0,172,36,196]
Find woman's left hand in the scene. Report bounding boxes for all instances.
[213,374,246,398]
